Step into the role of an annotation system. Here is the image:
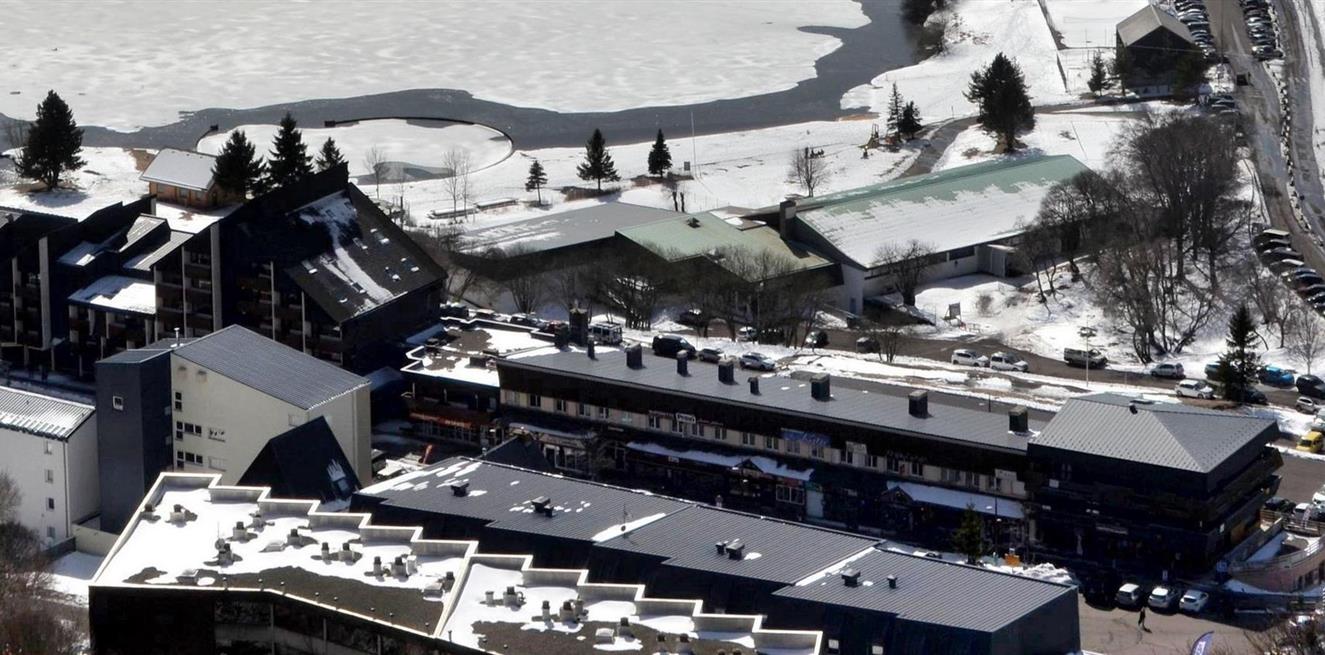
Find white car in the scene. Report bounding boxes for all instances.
[1175,379,1215,399]
[988,352,1030,372]
[1312,484,1325,507]
[736,326,757,342]
[1115,582,1144,607]
[950,349,988,367]
[738,352,776,371]
[1179,589,1209,614]
[1148,585,1179,610]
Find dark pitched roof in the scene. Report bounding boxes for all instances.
[0,206,77,260]
[171,325,368,409]
[283,187,446,323]
[238,417,360,504]
[97,346,174,365]
[597,505,877,585]
[1029,394,1276,472]
[359,458,691,543]
[773,548,1076,633]
[1117,5,1196,46]
[500,350,1038,452]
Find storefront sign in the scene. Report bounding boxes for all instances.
[781,428,830,447]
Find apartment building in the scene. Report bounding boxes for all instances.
[0,385,97,545]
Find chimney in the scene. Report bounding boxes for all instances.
[779,198,798,239]
[173,327,182,348]
[450,480,470,497]
[718,358,735,384]
[677,351,690,376]
[1128,400,1137,414]
[748,376,760,394]
[587,340,596,359]
[715,541,727,555]
[626,344,643,369]
[811,373,831,401]
[887,575,898,590]
[908,390,928,418]
[841,568,861,587]
[726,540,745,560]
[1008,406,1029,434]
[569,307,590,345]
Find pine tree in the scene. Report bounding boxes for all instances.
[898,101,924,140]
[964,53,1036,152]
[885,84,905,139]
[265,112,313,189]
[647,130,672,177]
[1217,304,1261,403]
[1172,53,1208,104]
[1086,51,1110,97]
[525,160,548,205]
[576,128,620,192]
[211,130,265,199]
[15,91,84,191]
[952,505,984,564]
[315,137,346,172]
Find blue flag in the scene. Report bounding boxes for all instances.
[1190,632,1215,655]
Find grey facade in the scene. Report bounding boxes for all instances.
[95,346,174,533]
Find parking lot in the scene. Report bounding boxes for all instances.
[1079,596,1275,654]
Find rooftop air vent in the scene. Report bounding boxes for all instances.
[887,574,898,590]
[1008,406,1029,433]
[626,344,643,369]
[718,358,735,384]
[726,540,745,560]
[811,373,831,400]
[908,390,928,418]
[677,351,690,376]
[841,568,861,587]
[450,480,470,497]
[748,376,760,395]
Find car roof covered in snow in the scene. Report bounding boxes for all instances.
[1030,393,1277,473]
[792,156,1090,269]
[140,148,218,192]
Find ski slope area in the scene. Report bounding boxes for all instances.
[0,1,867,131]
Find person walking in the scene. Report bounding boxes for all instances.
[1137,606,1148,631]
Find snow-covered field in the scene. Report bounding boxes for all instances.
[49,551,104,606]
[198,119,513,178]
[841,0,1072,119]
[1043,0,1147,48]
[0,1,866,130]
[0,147,147,218]
[933,111,1135,170]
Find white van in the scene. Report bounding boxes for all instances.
[588,322,622,345]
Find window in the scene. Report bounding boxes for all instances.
[554,399,566,413]
[175,420,184,441]
[811,446,824,459]
[741,432,756,446]
[173,391,182,412]
[44,442,53,455]
[597,406,610,420]
[44,469,53,484]
[910,460,924,476]
[887,456,902,473]
[46,526,55,540]
[647,414,662,430]
[868,455,880,469]
[827,640,841,655]
[712,427,727,441]
[764,436,779,450]
[527,393,541,408]
[843,450,854,465]
[776,485,805,505]
[112,395,125,411]
[671,420,682,434]
[785,440,801,455]
[577,402,590,417]
[46,498,55,511]
[871,645,885,655]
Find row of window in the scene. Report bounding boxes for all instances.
[176,450,227,471]
[513,391,1011,494]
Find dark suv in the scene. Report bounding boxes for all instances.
[651,334,697,359]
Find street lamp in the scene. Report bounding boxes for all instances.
[1079,326,1097,388]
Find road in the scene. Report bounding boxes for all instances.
[1078,596,1275,655]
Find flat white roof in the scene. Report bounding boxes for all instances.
[68,275,156,315]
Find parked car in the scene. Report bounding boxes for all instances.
[1261,247,1303,262]
[1150,362,1185,379]
[1259,365,1296,386]
[1298,431,1324,454]
[1116,583,1146,608]
[509,313,546,329]
[1148,586,1181,611]
[1298,374,1325,399]
[651,334,697,359]
[588,322,623,345]
[738,352,777,371]
[697,347,724,363]
[1313,484,1325,507]
[855,336,880,354]
[1256,228,1292,246]
[677,308,707,327]
[1298,283,1325,298]
[1204,362,1222,380]
[1256,237,1292,252]
[1294,502,1316,522]
[1271,258,1306,274]
[950,349,988,367]
[736,326,757,342]
[1064,348,1107,369]
[1296,396,1324,414]
[1180,589,1210,614]
[1265,496,1294,513]
[1225,385,1268,405]
[1176,379,1215,399]
[804,330,829,348]
[988,352,1030,372]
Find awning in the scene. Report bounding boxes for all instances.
[888,481,1024,520]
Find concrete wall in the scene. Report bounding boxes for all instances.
[66,416,100,528]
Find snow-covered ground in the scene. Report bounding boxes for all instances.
[842,0,1072,119]
[1043,0,1147,48]
[197,119,513,178]
[933,111,1135,171]
[0,147,148,218]
[49,551,104,606]
[1,1,866,130]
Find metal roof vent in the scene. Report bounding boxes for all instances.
[887,574,898,590]
[531,496,553,517]
[677,351,690,376]
[450,480,470,497]
[841,568,861,587]
[748,376,760,395]
[725,540,745,560]
[811,373,831,400]
[626,344,643,369]
[1009,406,1029,434]
[908,390,928,418]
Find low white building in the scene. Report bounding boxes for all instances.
[0,385,97,545]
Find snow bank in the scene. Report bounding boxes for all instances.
[2,1,867,130]
[934,112,1135,171]
[0,147,147,220]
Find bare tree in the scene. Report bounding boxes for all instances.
[0,471,82,655]
[483,245,547,314]
[442,148,474,221]
[547,265,590,316]
[1288,310,1325,375]
[0,473,18,524]
[1014,219,1059,300]
[861,321,908,363]
[1,119,30,154]
[787,146,832,197]
[1245,269,1295,348]
[586,251,675,330]
[363,145,387,200]
[417,223,487,303]
[872,240,935,306]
